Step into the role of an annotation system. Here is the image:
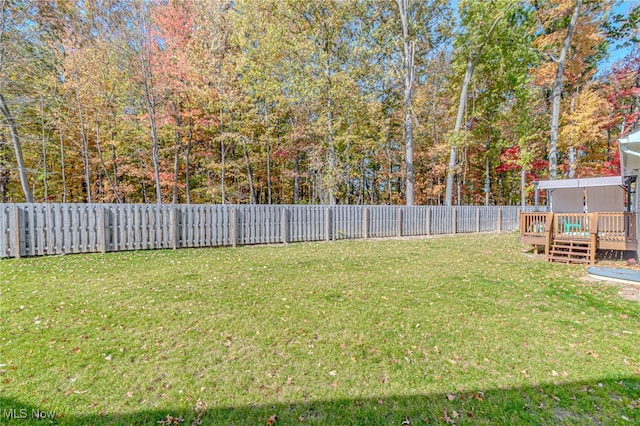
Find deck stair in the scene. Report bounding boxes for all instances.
[548,238,592,264]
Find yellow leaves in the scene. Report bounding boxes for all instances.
[559,84,610,151]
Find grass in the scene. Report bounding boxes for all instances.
[1,232,639,425]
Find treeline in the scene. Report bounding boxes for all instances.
[0,0,638,205]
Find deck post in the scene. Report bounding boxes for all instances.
[519,211,525,237]
[589,212,598,265]
[497,208,502,232]
[544,212,554,260]
[426,208,431,236]
[476,207,481,233]
[397,208,403,237]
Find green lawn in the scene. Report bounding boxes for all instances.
[1,233,639,425]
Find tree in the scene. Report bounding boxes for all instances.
[547,0,582,180]
[0,0,34,202]
[445,0,513,206]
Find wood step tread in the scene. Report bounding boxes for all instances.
[549,248,591,253]
[552,242,591,246]
[548,256,590,263]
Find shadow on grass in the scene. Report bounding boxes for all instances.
[1,377,638,425]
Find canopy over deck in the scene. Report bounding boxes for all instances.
[535,176,624,189]
[533,176,626,213]
[620,129,640,177]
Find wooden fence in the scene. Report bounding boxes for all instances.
[0,204,528,258]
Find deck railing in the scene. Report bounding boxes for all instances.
[520,212,549,237]
[597,212,636,243]
[520,211,637,243]
[554,213,590,239]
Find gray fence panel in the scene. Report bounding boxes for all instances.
[0,203,526,258]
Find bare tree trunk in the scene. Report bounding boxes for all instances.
[567,147,577,179]
[56,107,68,203]
[396,0,415,205]
[137,10,162,204]
[241,136,256,204]
[294,155,300,204]
[39,93,48,201]
[520,168,526,208]
[0,92,33,202]
[95,119,122,203]
[485,156,490,206]
[445,10,506,205]
[71,73,92,203]
[142,66,162,204]
[185,125,191,204]
[549,0,581,180]
[172,129,180,204]
[220,138,225,204]
[0,132,9,202]
[266,140,271,204]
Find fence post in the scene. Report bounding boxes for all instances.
[231,207,238,247]
[281,208,288,244]
[170,207,178,249]
[476,207,481,233]
[97,206,106,254]
[11,205,21,259]
[325,208,332,241]
[452,207,457,234]
[426,208,431,236]
[497,208,502,232]
[397,208,403,237]
[363,208,369,239]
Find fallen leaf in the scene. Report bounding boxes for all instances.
[266,414,277,425]
[194,399,206,413]
[126,391,134,398]
[443,410,455,424]
[446,393,456,401]
[451,410,459,419]
[470,392,484,401]
[551,370,558,377]
[401,417,411,425]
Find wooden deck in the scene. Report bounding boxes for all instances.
[519,212,638,264]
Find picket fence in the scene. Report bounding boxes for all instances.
[0,203,530,258]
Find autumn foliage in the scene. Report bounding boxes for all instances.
[0,0,638,205]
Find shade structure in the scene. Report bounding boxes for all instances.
[533,176,626,213]
[620,129,640,177]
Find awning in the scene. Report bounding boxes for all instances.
[620,129,640,177]
[535,176,624,190]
